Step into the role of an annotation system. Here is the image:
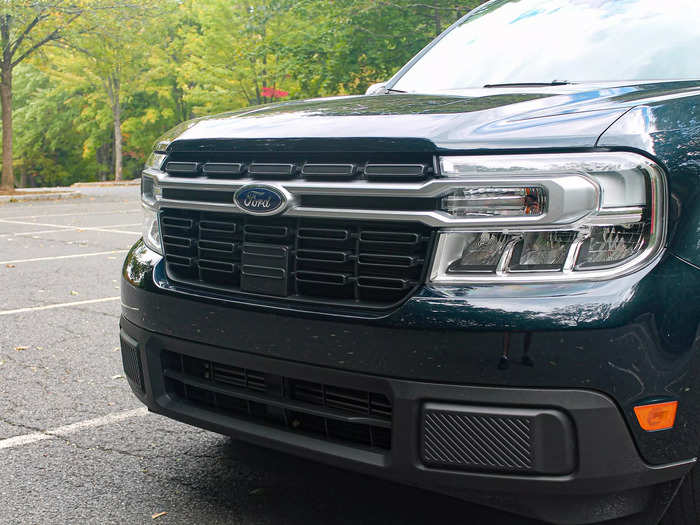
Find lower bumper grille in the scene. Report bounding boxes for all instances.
[160,209,433,309]
[162,350,393,451]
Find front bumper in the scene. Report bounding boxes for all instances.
[121,241,700,523]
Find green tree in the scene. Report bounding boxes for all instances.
[50,2,162,180]
[283,0,477,96]
[0,1,86,190]
[6,0,489,188]
[179,0,303,114]
[13,63,100,186]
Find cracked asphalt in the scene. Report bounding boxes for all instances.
[0,187,536,525]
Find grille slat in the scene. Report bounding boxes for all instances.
[200,220,238,233]
[296,249,352,264]
[161,209,432,309]
[163,351,392,450]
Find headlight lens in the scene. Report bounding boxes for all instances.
[576,223,647,268]
[430,153,666,283]
[142,205,162,255]
[446,233,511,273]
[441,186,546,217]
[511,231,578,271]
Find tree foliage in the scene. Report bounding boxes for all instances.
[5,0,484,187]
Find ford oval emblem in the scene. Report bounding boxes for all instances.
[234,184,288,215]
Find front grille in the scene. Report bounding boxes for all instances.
[162,350,393,450]
[160,208,433,308]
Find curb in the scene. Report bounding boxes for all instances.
[71,180,140,187]
[0,191,82,204]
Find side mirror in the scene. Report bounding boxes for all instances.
[365,82,387,95]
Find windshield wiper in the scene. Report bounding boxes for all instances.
[483,80,574,88]
[384,87,408,93]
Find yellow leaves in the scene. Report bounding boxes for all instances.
[140,108,159,125]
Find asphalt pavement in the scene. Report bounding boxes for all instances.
[0,186,537,524]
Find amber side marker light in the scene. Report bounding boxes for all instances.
[634,401,678,432]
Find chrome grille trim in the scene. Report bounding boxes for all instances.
[144,168,608,227]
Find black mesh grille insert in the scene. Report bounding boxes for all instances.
[120,334,144,392]
[162,350,392,451]
[423,408,534,472]
[160,209,434,309]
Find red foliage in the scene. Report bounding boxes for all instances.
[261,86,289,99]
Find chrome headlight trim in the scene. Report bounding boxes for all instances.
[142,203,163,255]
[141,172,161,207]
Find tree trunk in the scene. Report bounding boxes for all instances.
[0,67,13,191]
[112,86,122,182]
[433,0,441,35]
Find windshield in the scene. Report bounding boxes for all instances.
[391,0,700,92]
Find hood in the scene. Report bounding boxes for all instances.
[164,80,700,152]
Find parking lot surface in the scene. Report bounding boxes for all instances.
[0,187,537,524]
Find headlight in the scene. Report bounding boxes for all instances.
[141,173,162,254]
[145,152,167,171]
[430,153,666,283]
[144,139,170,171]
[142,205,163,255]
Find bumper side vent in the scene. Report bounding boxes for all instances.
[422,403,576,475]
[120,332,144,393]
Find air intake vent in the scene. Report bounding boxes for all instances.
[365,164,428,180]
[160,209,433,309]
[160,151,436,182]
[165,162,199,176]
[248,163,296,178]
[301,163,356,179]
[202,163,244,177]
[162,350,393,451]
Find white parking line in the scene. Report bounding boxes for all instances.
[0,229,74,237]
[0,250,128,265]
[0,218,140,235]
[0,408,148,451]
[0,296,121,316]
[0,209,141,221]
[0,223,141,238]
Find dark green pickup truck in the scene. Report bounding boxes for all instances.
[121,0,700,523]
